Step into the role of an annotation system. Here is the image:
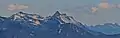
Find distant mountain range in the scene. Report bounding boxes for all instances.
[88,23,120,35]
[0,11,120,38]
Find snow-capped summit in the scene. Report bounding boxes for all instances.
[51,11,78,24]
[10,11,44,25]
[52,11,61,17]
[10,11,26,20]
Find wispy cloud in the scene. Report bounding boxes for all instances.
[91,7,98,13]
[61,1,120,14]
[116,4,120,8]
[98,3,109,9]
[8,4,28,11]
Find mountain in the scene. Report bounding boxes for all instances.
[88,23,120,35]
[0,11,120,38]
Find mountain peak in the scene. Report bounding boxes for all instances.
[53,11,61,17]
[18,11,24,14]
[48,11,79,24]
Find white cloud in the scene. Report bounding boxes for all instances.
[8,4,28,11]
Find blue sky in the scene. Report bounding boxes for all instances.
[0,0,120,25]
